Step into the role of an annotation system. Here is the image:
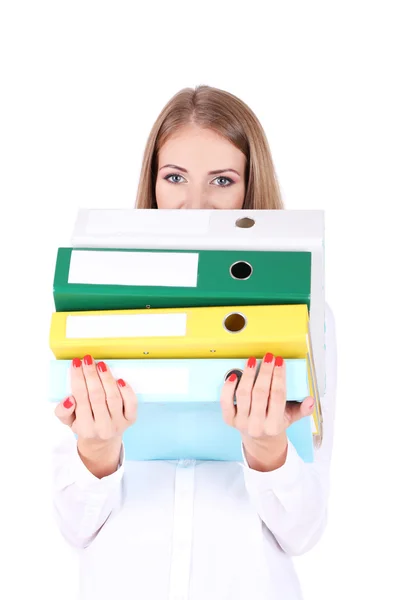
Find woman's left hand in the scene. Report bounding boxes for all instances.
[220,353,315,468]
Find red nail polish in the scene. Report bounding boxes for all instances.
[275,356,284,367]
[228,373,237,382]
[247,356,257,368]
[263,353,274,363]
[84,355,93,366]
[117,378,126,387]
[63,397,73,409]
[97,361,107,372]
[72,358,81,368]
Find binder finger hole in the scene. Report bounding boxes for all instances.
[235,217,255,229]
[224,369,242,406]
[223,312,247,333]
[224,368,243,382]
[230,261,253,280]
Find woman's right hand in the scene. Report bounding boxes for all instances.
[54,354,138,477]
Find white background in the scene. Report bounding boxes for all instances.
[1,1,399,598]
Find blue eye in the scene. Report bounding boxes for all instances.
[164,174,185,184]
[213,176,234,187]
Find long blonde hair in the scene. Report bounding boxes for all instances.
[135,85,284,210]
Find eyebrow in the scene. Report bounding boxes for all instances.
[159,164,240,176]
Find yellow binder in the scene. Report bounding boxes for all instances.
[306,352,322,443]
[49,304,312,359]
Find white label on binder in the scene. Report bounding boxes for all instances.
[65,366,189,395]
[87,209,211,236]
[66,313,187,338]
[68,250,199,287]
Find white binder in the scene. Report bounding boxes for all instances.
[71,209,325,394]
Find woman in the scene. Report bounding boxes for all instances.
[53,85,337,600]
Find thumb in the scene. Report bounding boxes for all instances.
[285,396,315,425]
[54,396,76,427]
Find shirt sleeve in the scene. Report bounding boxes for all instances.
[240,303,337,556]
[52,431,126,550]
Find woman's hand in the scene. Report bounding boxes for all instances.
[54,355,138,477]
[220,354,315,471]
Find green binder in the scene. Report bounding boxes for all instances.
[53,248,311,312]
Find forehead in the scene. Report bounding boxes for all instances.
[158,124,246,170]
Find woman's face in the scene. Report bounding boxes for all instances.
[155,124,246,209]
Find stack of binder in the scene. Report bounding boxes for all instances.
[49,209,325,463]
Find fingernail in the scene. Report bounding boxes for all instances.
[84,355,93,366]
[247,356,257,368]
[97,361,107,373]
[117,378,126,387]
[308,399,315,410]
[228,373,237,382]
[275,356,284,367]
[63,397,73,409]
[72,358,81,368]
[263,353,274,363]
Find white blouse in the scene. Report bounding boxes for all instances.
[52,304,337,600]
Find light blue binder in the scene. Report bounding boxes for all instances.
[49,358,314,462]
